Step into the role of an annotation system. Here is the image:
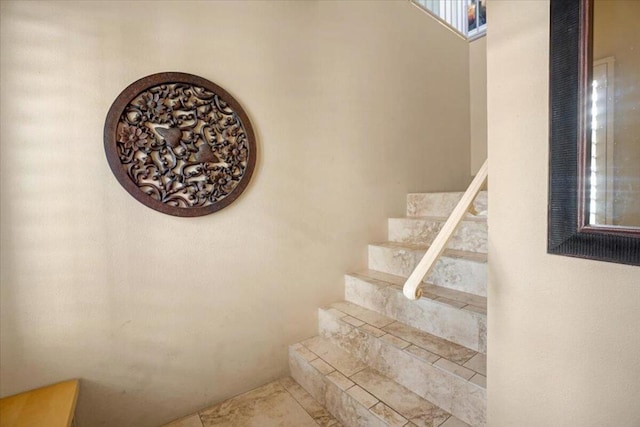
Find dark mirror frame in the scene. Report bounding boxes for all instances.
[548,0,640,265]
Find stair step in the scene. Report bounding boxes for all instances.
[353,270,486,311]
[368,242,487,297]
[388,216,487,253]
[290,337,471,427]
[407,191,487,218]
[317,307,486,426]
[345,270,486,353]
[325,301,483,368]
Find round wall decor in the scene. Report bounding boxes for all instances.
[104,72,256,217]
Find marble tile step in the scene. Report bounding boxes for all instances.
[345,271,486,353]
[388,217,487,254]
[317,309,486,426]
[368,242,487,297]
[407,191,487,218]
[352,270,486,312]
[322,302,486,375]
[162,377,341,427]
[290,336,472,427]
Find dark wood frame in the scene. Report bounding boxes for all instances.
[104,72,257,217]
[548,0,640,265]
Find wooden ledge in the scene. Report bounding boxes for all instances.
[0,379,79,427]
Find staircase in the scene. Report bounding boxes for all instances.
[163,190,487,427]
[289,190,487,427]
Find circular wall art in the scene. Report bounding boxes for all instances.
[104,72,256,217]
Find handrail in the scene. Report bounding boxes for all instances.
[403,159,488,300]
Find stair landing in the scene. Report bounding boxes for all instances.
[162,378,341,427]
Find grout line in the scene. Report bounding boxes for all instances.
[280,381,323,424]
[335,310,478,367]
[306,343,366,380]
[311,352,450,426]
[354,272,487,310]
[349,374,432,423]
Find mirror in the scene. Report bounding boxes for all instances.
[588,0,640,228]
[548,0,640,265]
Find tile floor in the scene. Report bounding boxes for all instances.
[163,378,340,427]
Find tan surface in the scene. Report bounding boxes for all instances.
[487,1,640,425]
[0,380,79,427]
[469,37,488,176]
[0,1,472,426]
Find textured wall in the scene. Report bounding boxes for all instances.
[469,36,487,176]
[487,1,640,425]
[0,1,471,426]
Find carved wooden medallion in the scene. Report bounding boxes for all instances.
[104,72,256,217]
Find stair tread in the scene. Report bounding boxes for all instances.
[324,302,486,376]
[371,242,488,263]
[291,338,471,427]
[351,269,487,312]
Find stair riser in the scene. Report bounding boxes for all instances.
[289,347,388,427]
[318,310,486,426]
[388,218,487,253]
[407,192,487,217]
[345,275,486,353]
[368,245,487,297]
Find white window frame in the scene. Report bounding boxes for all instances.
[590,56,615,225]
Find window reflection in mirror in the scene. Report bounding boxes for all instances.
[589,0,640,228]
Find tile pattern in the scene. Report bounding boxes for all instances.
[382,321,476,365]
[163,378,342,427]
[433,359,475,381]
[353,270,486,311]
[388,217,487,253]
[279,377,342,427]
[469,374,486,388]
[317,307,486,426]
[320,304,486,381]
[302,336,367,377]
[463,353,487,376]
[290,339,471,427]
[197,381,320,427]
[370,402,407,427]
[346,385,379,408]
[351,369,450,426]
[368,242,487,297]
[344,272,487,353]
[326,371,355,391]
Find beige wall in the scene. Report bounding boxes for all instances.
[0,1,471,426]
[487,1,640,425]
[469,36,487,175]
[593,0,640,226]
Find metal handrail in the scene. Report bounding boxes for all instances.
[403,159,488,300]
